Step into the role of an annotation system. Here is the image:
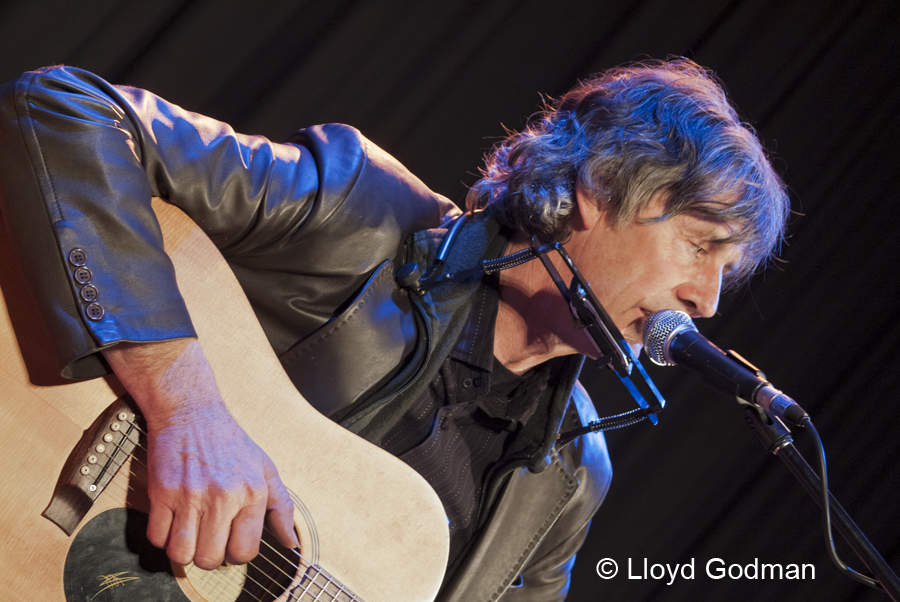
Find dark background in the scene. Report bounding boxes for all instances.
[2,1,899,600]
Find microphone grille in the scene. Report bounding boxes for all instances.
[642,310,696,366]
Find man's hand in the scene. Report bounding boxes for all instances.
[103,339,297,570]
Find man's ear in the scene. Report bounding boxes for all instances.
[573,185,603,231]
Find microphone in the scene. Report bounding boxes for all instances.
[642,310,809,426]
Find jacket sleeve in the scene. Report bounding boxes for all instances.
[0,66,452,380]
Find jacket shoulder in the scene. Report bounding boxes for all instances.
[286,123,458,234]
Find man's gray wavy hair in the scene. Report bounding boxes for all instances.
[466,58,790,288]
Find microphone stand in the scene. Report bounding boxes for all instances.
[742,404,900,600]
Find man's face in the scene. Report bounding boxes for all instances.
[564,190,744,356]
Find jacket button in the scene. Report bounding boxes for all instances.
[74,267,93,284]
[462,378,473,388]
[68,249,87,266]
[80,285,99,302]
[85,303,105,321]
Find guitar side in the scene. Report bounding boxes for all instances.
[0,200,449,602]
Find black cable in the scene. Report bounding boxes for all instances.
[803,417,883,591]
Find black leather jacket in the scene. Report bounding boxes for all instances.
[0,66,612,601]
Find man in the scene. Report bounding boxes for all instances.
[0,58,788,600]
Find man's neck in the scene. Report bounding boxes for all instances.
[492,237,582,375]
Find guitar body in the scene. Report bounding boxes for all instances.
[0,200,449,601]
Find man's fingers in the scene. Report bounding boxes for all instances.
[146,501,174,550]
[165,504,200,567]
[266,503,299,551]
[195,507,234,570]
[225,504,266,566]
[265,456,298,549]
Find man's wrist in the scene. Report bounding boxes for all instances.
[102,338,224,428]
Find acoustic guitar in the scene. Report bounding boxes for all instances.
[0,199,449,601]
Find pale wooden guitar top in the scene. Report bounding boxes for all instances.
[0,199,449,601]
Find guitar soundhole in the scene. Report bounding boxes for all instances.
[182,527,299,602]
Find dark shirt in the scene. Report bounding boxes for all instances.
[379,281,550,564]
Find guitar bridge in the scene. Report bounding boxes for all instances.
[42,396,143,535]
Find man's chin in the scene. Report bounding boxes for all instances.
[587,341,643,360]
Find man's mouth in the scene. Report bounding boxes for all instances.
[626,309,656,356]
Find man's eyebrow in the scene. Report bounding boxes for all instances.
[705,220,745,245]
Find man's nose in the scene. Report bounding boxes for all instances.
[676,265,723,319]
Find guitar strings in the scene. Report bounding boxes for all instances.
[89,422,359,602]
[182,556,352,602]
